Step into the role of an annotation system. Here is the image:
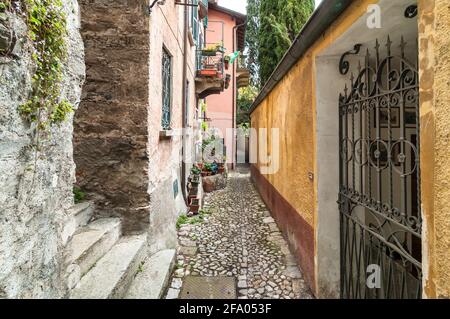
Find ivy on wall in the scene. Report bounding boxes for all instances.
[15,0,73,127]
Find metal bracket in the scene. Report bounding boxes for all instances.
[148,0,166,15]
[404,5,418,19]
[339,44,362,75]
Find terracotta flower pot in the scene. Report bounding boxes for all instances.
[189,198,200,213]
[189,186,198,196]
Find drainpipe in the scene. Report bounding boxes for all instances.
[232,21,246,170]
[181,1,189,204]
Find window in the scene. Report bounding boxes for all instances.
[161,47,172,130]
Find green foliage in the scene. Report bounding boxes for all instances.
[237,85,258,126]
[73,186,86,204]
[245,0,261,88]
[176,210,211,230]
[258,0,314,85]
[191,165,201,176]
[18,0,72,127]
[203,162,213,172]
[200,100,207,113]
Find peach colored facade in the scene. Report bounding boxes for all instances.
[205,7,245,166]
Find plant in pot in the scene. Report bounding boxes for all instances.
[189,184,198,196]
[202,43,222,56]
[189,198,200,213]
[203,162,214,176]
[225,74,231,89]
[224,56,230,70]
[191,165,201,176]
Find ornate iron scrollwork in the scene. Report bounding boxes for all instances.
[339,44,362,75]
[338,36,421,299]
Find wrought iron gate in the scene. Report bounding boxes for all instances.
[338,37,422,299]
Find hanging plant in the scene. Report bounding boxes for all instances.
[18,0,73,128]
[200,100,207,113]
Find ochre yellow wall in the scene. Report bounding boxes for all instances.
[251,0,377,229]
[252,0,450,298]
[418,0,450,299]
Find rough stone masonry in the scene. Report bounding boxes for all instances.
[0,0,85,298]
[74,0,151,234]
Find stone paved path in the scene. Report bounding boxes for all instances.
[166,166,313,299]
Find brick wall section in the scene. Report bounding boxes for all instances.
[74,0,150,233]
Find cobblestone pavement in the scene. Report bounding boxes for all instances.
[166,167,314,299]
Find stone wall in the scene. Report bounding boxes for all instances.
[0,0,85,298]
[74,0,150,233]
[418,0,450,299]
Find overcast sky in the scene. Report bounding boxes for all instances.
[218,0,323,14]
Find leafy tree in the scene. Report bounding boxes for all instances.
[237,86,258,126]
[258,0,314,85]
[245,0,261,88]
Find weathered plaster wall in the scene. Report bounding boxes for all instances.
[146,2,200,254]
[75,0,150,233]
[0,1,85,298]
[418,0,450,299]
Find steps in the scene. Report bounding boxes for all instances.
[125,249,176,299]
[70,235,147,299]
[63,201,174,299]
[62,202,94,245]
[65,218,121,289]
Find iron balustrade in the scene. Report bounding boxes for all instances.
[196,48,224,78]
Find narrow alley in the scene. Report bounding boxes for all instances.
[166,166,313,299]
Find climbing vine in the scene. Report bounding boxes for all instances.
[17,0,73,127]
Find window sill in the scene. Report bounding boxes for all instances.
[159,129,174,140]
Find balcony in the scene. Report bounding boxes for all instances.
[236,55,250,88]
[195,46,225,98]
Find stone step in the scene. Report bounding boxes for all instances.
[125,249,176,299]
[65,218,122,289]
[70,234,147,299]
[62,202,95,245]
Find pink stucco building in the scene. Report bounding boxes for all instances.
[204,2,248,167]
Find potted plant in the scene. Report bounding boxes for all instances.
[189,185,198,196]
[225,74,231,89]
[203,163,213,176]
[189,198,200,213]
[188,194,197,203]
[202,43,219,56]
[190,175,200,187]
[224,56,230,70]
[191,165,201,176]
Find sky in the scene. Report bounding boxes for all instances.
[218,0,323,14]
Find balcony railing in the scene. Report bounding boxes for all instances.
[196,48,224,79]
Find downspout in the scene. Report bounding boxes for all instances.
[181,1,189,204]
[232,21,246,169]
